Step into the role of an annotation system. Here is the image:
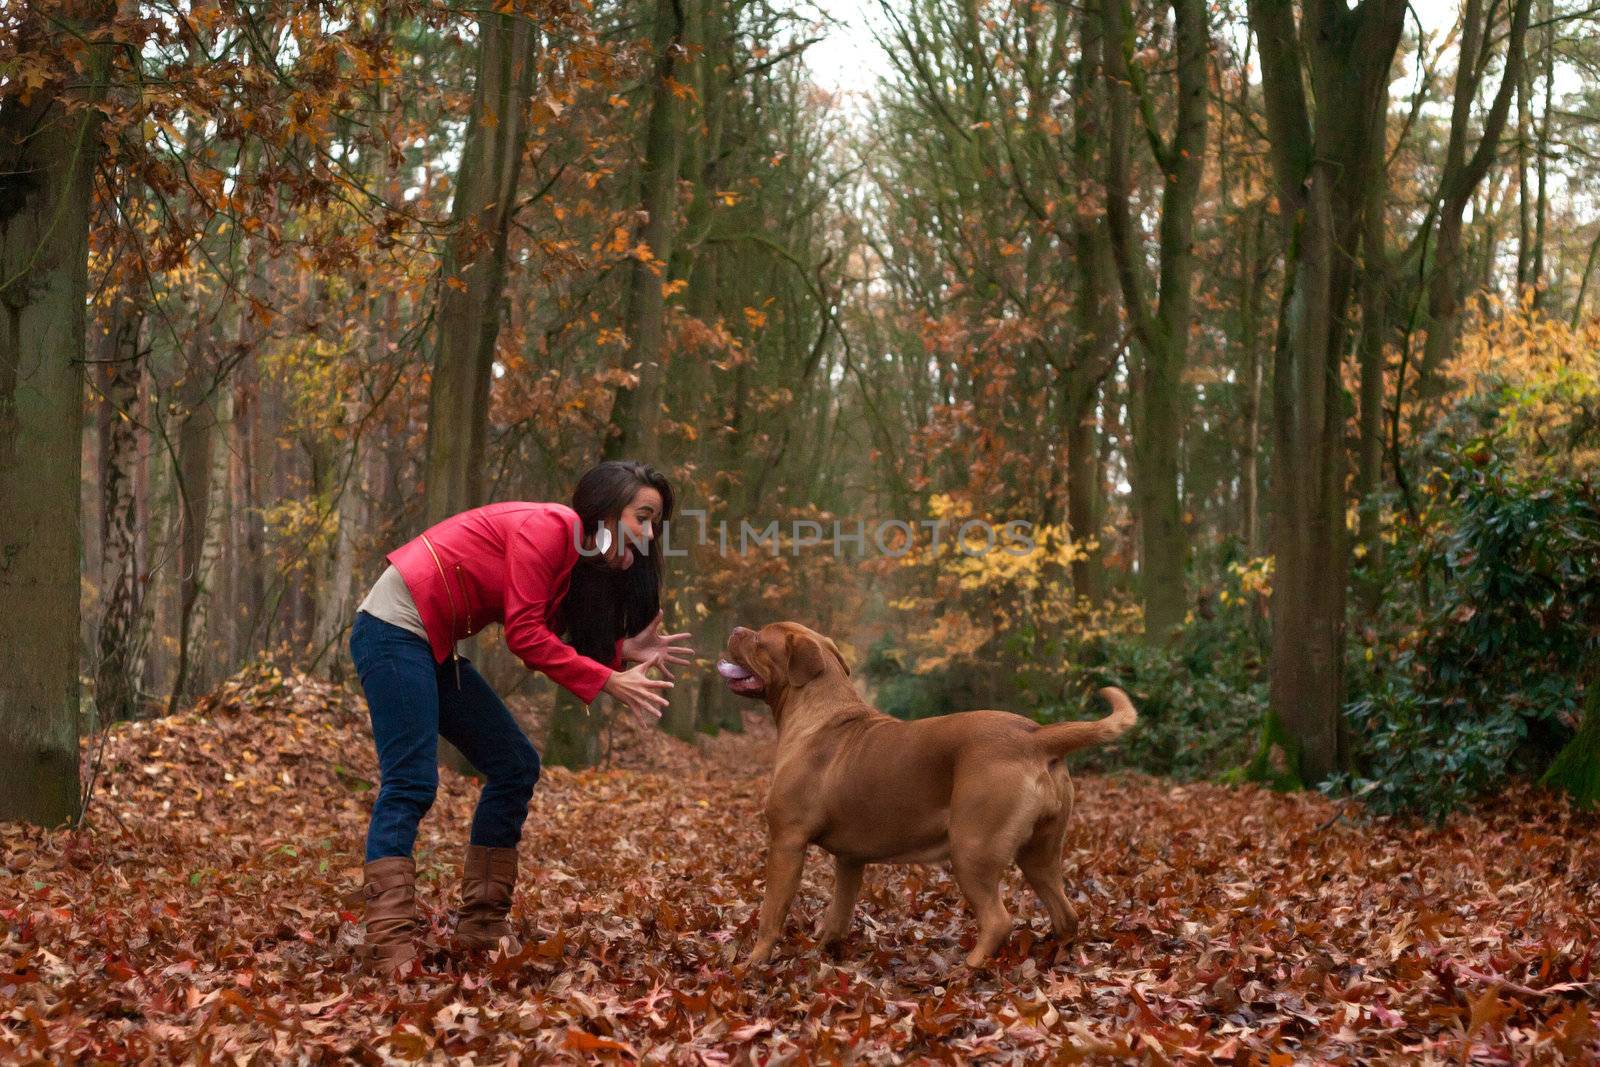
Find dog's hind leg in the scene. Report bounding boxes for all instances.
[1017,817,1078,942]
[950,769,1041,967]
[950,843,1014,967]
[816,856,865,951]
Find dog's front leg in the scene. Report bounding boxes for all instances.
[748,837,807,966]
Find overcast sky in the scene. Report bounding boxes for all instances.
[801,0,1465,98]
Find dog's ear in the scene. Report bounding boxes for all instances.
[787,632,835,687]
[823,636,850,677]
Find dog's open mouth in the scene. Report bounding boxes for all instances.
[717,659,765,695]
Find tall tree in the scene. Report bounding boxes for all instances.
[554,0,690,765]
[0,0,114,824]
[94,253,148,723]
[1409,0,1532,391]
[605,0,688,461]
[424,11,539,525]
[419,10,538,772]
[1249,0,1406,783]
[1354,0,1530,598]
[167,348,221,712]
[1100,0,1210,638]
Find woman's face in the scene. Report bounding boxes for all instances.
[601,485,664,570]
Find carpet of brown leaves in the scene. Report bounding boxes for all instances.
[3,668,1598,1063]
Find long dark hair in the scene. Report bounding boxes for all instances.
[557,460,675,662]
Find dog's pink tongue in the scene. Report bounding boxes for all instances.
[716,659,753,680]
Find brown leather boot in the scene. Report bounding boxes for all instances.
[360,856,420,977]
[454,845,521,953]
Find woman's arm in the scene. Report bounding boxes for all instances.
[503,516,615,704]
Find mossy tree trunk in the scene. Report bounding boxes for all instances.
[1542,675,1600,808]
[1100,0,1209,641]
[423,12,536,775]
[0,0,113,825]
[543,690,604,769]
[604,0,687,461]
[1249,0,1406,785]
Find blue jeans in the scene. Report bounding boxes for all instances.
[350,611,541,862]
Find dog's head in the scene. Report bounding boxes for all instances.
[717,622,850,706]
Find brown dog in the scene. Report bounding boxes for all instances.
[717,621,1137,968]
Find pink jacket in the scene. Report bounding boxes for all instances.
[387,502,621,704]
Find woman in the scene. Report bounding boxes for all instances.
[347,460,692,976]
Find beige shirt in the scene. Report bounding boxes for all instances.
[357,564,429,641]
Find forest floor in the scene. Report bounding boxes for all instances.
[2,669,1598,1064]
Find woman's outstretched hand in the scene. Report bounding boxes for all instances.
[621,610,695,679]
[603,661,673,726]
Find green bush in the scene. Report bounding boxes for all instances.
[1337,436,1600,818]
[1038,599,1268,781]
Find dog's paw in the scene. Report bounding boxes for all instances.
[817,939,848,961]
[813,922,848,951]
[736,946,774,977]
[963,950,996,970]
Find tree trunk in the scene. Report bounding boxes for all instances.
[311,403,365,680]
[1098,363,1129,590]
[1541,667,1600,809]
[194,386,231,690]
[1249,0,1405,785]
[228,352,260,666]
[1064,373,1104,605]
[1238,209,1267,558]
[424,12,537,524]
[96,295,146,722]
[1267,190,1355,785]
[84,372,104,634]
[543,691,604,768]
[1100,0,1207,640]
[1515,49,1533,293]
[1530,0,1552,308]
[421,13,536,772]
[1355,157,1391,615]
[254,301,298,654]
[604,0,686,462]
[227,201,273,667]
[1064,3,1117,605]
[0,0,112,825]
[1412,0,1529,393]
[1573,230,1600,326]
[142,367,177,700]
[168,352,220,714]
[698,600,745,735]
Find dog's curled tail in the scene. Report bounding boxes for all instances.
[1033,687,1138,756]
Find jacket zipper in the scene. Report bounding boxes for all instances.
[420,533,464,689]
[455,561,474,639]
